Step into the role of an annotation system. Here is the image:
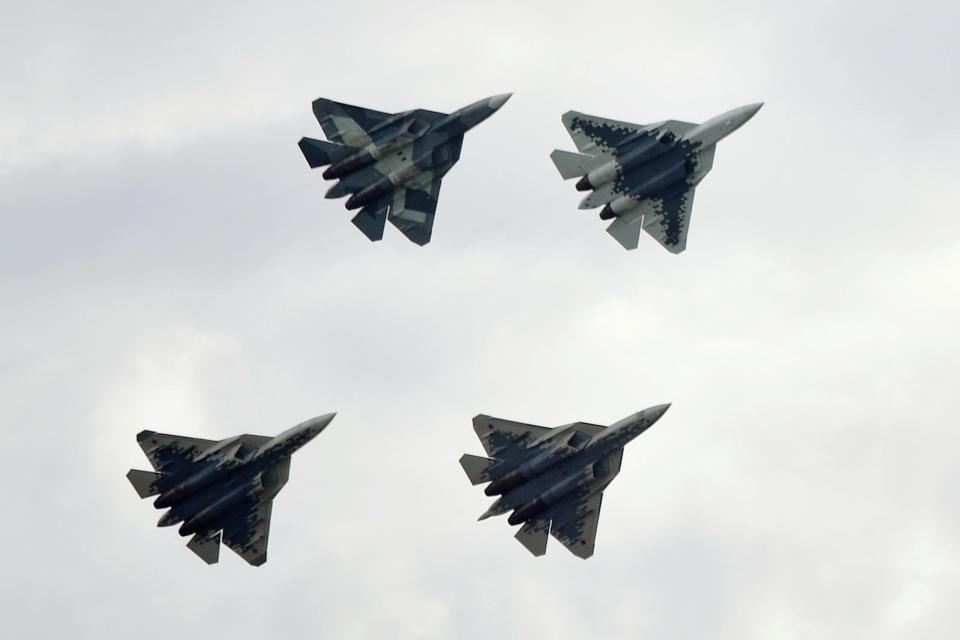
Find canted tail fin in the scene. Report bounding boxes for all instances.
[126,469,162,498]
[515,519,550,556]
[459,454,496,485]
[187,531,221,565]
[298,137,356,168]
[606,215,643,250]
[351,198,389,242]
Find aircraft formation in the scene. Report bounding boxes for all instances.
[128,93,762,564]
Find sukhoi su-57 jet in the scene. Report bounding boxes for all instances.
[551,103,762,253]
[126,414,335,566]
[460,404,669,559]
[298,94,511,246]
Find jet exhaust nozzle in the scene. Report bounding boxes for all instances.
[323,148,376,180]
[575,176,592,192]
[485,470,521,496]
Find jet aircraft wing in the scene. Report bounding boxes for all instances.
[347,174,441,246]
[643,187,696,254]
[185,496,272,566]
[543,447,623,559]
[388,179,442,246]
[222,499,273,567]
[346,135,461,245]
[472,415,553,461]
[562,112,698,155]
[562,111,646,153]
[389,135,462,245]
[604,186,696,253]
[220,457,290,566]
[548,491,604,559]
[311,98,394,147]
[136,430,218,474]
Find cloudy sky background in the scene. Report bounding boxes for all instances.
[2,1,959,638]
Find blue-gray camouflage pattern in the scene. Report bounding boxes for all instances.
[459,404,670,559]
[299,94,510,246]
[551,103,762,253]
[126,414,335,566]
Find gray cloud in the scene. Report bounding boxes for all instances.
[2,1,959,638]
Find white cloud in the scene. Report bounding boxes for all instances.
[2,1,959,638]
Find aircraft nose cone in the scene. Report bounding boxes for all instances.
[743,102,764,120]
[306,412,337,435]
[487,93,512,110]
[645,403,672,421]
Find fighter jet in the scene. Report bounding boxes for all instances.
[298,94,511,246]
[126,413,335,566]
[550,103,762,253]
[459,404,669,559]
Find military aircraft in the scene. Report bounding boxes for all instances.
[298,94,511,246]
[550,103,762,253]
[126,414,335,566]
[459,404,669,559]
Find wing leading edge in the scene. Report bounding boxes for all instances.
[311,98,393,147]
[472,415,553,462]
[136,431,217,475]
[562,111,697,155]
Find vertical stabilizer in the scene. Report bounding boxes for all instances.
[187,531,221,565]
[351,202,389,242]
[606,216,643,250]
[515,519,550,557]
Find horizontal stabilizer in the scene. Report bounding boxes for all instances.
[515,519,550,557]
[550,149,598,179]
[459,454,496,485]
[126,469,162,498]
[298,137,355,168]
[187,531,221,565]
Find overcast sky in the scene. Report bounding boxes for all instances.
[2,1,959,638]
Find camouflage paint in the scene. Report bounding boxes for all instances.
[551,103,762,253]
[298,94,510,246]
[460,405,670,559]
[126,413,335,566]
